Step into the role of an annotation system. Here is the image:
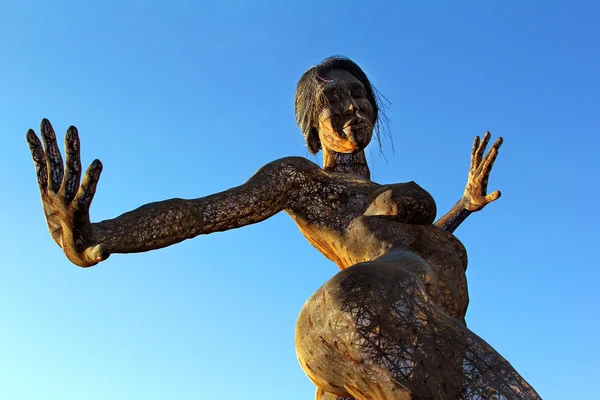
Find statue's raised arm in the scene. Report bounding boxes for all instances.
[435,131,503,233]
[27,119,315,267]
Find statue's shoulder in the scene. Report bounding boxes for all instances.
[267,156,320,173]
[253,157,321,187]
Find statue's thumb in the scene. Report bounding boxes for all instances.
[83,244,110,267]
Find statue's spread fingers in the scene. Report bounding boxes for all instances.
[475,131,491,167]
[61,126,82,204]
[492,136,504,150]
[479,145,499,177]
[26,129,48,193]
[470,135,480,171]
[40,119,64,193]
[485,190,501,203]
[73,159,103,214]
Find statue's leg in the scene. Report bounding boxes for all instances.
[296,262,540,400]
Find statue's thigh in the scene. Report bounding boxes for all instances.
[296,262,462,400]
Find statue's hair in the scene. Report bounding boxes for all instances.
[295,56,382,154]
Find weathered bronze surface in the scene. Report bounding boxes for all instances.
[26,56,539,399]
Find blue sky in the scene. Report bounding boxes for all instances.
[1,1,599,399]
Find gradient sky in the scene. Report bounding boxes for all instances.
[1,1,599,399]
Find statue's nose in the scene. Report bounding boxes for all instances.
[342,97,359,115]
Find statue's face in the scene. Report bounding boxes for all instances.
[316,69,374,153]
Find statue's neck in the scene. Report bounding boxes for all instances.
[322,148,371,179]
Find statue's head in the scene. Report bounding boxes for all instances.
[295,56,380,154]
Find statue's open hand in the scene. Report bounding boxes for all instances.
[26,119,109,267]
[463,131,502,212]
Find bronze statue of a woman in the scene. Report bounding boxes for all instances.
[26,56,540,399]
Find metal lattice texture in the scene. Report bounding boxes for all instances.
[298,258,539,399]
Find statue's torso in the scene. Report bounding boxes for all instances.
[286,166,469,321]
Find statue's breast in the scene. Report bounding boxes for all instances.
[363,181,437,225]
[286,179,439,269]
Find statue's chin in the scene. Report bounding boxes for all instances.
[333,145,368,155]
[349,130,373,153]
[324,127,373,154]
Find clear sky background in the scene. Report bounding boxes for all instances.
[1,1,599,399]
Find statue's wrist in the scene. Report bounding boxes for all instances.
[459,196,471,210]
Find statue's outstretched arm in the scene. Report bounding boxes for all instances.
[27,119,306,267]
[92,157,301,255]
[435,132,502,233]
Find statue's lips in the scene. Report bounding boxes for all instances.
[342,122,371,135]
